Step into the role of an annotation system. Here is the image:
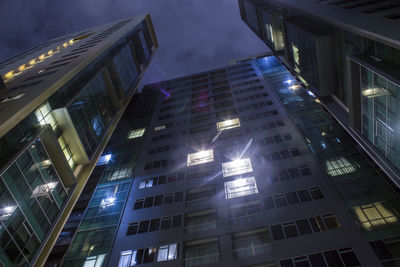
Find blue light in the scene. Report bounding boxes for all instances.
[97,154,112,165]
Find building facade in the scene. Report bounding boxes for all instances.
[238,0,400,186]
[0,14,158,266]
[57,54,400,266]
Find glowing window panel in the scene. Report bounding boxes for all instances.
[353,202,398,231]
[83,254,106,267]
[97,154,112,166]
[187,150,214,166]
[127,128,146,139]
[0,206,17,221]
[154,125,166,131]
[118,250,137,267]
[217,118,240,131]
[325,157,357,177]
[222,158,253,177]
[100,197,116,208]
[362,87,389,98]
[292,43,299,66]
[31,182,58,198]
[224,177,258,199]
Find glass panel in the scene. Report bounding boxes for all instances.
[222,158,253,177]
[187,150,214,167]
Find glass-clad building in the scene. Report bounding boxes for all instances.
[0,14,158,266]
[238,0,400,212]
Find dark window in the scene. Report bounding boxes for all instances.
[164,193,174,204]
[309,253,327,267]
[149,219,161,232]
[323,250,344,267]
[138,221,150,233]
[175,191,184,202]
[271,152,281,161]
[339,248,361,266]
[283,222,299,238]
[271,224,285,240]
[297,190,312,202]
[309,187,324,200]
[134,199,144,210]
[289,168,301,178]
[144,197,154,208]
[296,219,313,235]
[160,217,173,230]
[290,148,301,156]
[285,192,300,205]
[280,259,295,267]
[299,166,311,176]
[280,150,291,159]
[154,195,164,206]
[143,247,156,263]
[322,214,340,229]
[127,223,138,235]
[158,175,167,184]
[274,194,288,207]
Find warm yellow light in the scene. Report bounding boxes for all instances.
[4,71,13,79]
[187,150,214,166]
[47,50,53,56]
[68,39,74,45]
[18,65,26,71]
[217,118,240,131]
[28,59,36,65]
[62,42,68,48]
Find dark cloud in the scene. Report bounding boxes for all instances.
[0,0,268,86]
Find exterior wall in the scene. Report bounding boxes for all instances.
[61,55,400,267]
[0,15,158,266]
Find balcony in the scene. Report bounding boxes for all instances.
[232,243,273,259]
[229,212,265,226]
[185,221,217,234]
[183,253,220,267]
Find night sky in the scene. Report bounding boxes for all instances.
[0,0,268,87]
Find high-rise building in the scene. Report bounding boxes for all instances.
[0,14,158,266]
[238,0,400,186]
[55,53,400,266]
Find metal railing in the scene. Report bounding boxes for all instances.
[232,243,272,258]
[183,253,220,267]
[229,212,265,225]
[184,221,217,233]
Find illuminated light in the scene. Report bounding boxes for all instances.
[47,50,53,56]
[154,125,166,131]
[217,118,240,131]
[315,99,321,103]
[289,85,300,90]
[68,39,74,45]
[222,158,253,177]
[321,132,326,136]
[325,157,357,176]
[362,87,388,98]
[307,90,315,97]
[353,202,398,231]
[127,128,146,139]
[0,206,17,221]
[284,79,293,84]
[97,154,112,165]
[28,59,36,65]
[31,182,58,198]
[187,150,214,166]
[224,177,258,199]
[39,54,45,60]
[4,71,13,79]
[18,64,26,71]
[100,197,116,208]
[62,42,68,48]
[38,69,45,73]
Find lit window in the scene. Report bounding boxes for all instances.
[58,136,74,169]
[97,154,112,166]
[0,206,17,221]
[31,182,58,198]
[187,150,214,166]
[127,128,146,139]
[118,250,137,267]
[224,177,258,199]
[139,178,155,189]
[362,87,388,98]
[83,254,106,267]
[109,168,131,181]
[222,158,253,177]
[35,102,57,131]
[100,197,116,209]
[353,202,398,231]
[155,125,166,131]
[292,43,299,66]
[325,157,357,176]
[157,243,178,262]
[217,118,240,131]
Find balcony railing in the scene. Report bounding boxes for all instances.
[185,221,217,233]
[183,253,220,267]
[232,243,272,258]
[229,212,265,225]
[185,195,214,207]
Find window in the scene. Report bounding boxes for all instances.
[157,243,178,262]
[325,157,357,176]
[224,177,258,199]
[353,202,398,231]
[127,128,146,139]
[154,125,166,131]
[187,150,214,166]
[222,158,253,177]
[83,254,106,267]
[216,118,240,131]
